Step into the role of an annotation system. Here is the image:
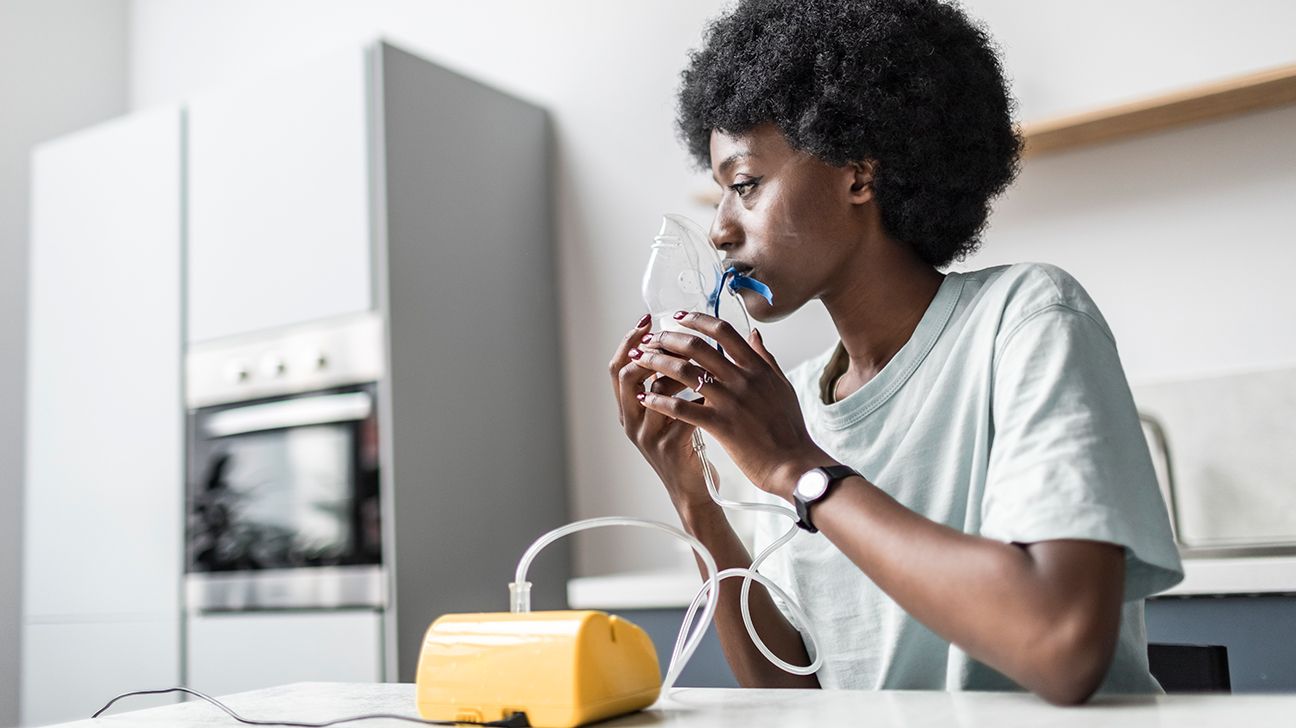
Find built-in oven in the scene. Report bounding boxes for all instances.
[185,313,387,611]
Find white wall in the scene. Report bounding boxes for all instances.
[968,1,1296,121]
[0,2,129,724]
[956,0,1296,384]
[126,0,1296,582]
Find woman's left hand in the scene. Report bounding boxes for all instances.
[631,311,833,500]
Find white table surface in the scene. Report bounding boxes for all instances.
[50,681,1296,728]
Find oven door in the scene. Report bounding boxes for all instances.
[185,383,384,610]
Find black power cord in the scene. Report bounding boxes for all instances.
[91,687,530,727]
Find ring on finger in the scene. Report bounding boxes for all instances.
[696,370,716,392]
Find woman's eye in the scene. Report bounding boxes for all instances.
[728,178,761,198]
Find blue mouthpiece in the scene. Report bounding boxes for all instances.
[726,267,774,305]
[705,267,774,358]
[708,267,774,314]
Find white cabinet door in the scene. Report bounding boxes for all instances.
[24,107,183,723]
[186,610,384,695]
[187,46,374,343]
[22,619,180,727]
[24,107,183,619]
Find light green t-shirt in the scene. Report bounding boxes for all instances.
[751,262,1183,693]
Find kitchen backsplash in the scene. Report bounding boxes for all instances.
[1133,366,1296,549]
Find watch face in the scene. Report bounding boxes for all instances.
[796,469,830,500]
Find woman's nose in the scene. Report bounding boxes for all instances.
[709,201,741,253]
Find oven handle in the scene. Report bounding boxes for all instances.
[205,391,373,437]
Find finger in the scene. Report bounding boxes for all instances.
[609,314,653,419]
[747,327,784,376]
[644,329,741,381]
[609,314,652,368]
[616,358,657,427]
[632,371,688,435]
[671,311,763,369]
[637,390,714,429]
[630,348,727,401]
[649,373,687,397]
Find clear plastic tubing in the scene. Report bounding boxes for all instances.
[510,429,822,692]
[510,517,719,692]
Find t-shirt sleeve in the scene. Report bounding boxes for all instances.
[982,303,1183,601]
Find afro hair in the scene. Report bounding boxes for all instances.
[677,0,1023,267]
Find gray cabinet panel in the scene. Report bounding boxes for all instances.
[1148,595,1296,693]
[377,42,570,681]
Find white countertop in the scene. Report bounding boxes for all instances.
[53,681,1296,727]
[568,556,1296,610]
[1162,555,1296,597]
[568,570,704,610]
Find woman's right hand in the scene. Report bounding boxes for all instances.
[610,314,713,511]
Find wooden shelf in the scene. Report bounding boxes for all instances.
[692,62,1296,203]
[1021,62,1296,158]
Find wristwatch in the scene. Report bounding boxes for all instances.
[793,465,860,533]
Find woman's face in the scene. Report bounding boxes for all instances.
[708,124,871,323]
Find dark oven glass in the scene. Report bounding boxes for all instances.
[186,383,382,573]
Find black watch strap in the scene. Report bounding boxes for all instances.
[794,465,859,533]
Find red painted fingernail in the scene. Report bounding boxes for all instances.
[636,313,651,328]
[636,393,646,401]
[628,348,641,359]
[672,311,688,320]
[640,334,653,343]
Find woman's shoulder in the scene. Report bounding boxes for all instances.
[957,262,1114,339]
[959,261,1092,307]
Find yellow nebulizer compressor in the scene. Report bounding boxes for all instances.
[414,215,821,728]
[415,610,661,727]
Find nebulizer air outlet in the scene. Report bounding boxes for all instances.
[415,215,819,728]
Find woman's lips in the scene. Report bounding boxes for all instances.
[722,259,755,275]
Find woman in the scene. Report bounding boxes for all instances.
[609,0,1182,706]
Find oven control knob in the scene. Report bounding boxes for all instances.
[260,356,287,378]
[225,361,251,384]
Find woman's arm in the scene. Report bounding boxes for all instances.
[776,457,1124,704]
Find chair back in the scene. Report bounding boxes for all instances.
[1147,642,1231,693]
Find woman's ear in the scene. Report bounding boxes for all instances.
[848,160,878,204]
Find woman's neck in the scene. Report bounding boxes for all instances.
[820,235,945,395]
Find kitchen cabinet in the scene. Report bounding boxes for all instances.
[186,46,373,343]
[23,106,183,725]
[22,620,181,726]
[184,38,572,687]
[186,610,383,696]
[23,38,570,716]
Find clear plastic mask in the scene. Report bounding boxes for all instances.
[642,214,770,340]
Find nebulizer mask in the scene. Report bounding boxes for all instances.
[414,215,818,728]
[643,213,772,344]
